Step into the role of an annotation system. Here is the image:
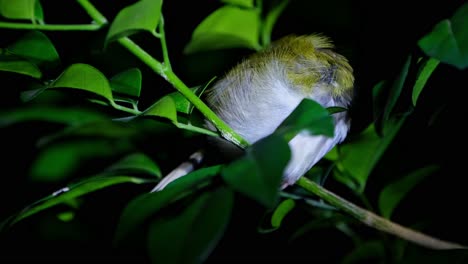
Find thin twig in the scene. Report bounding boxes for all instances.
[296,177,467,250]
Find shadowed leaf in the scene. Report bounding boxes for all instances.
[222,134,290,208]
[148,186,233,264]
[418,2,468,69]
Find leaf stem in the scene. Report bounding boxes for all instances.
[110,101,141,115]
[0,22,102,30]
[156,15,171,71]
[76,0,108,26]
[296,177,467,250]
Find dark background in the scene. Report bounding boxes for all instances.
[1,0,467,262]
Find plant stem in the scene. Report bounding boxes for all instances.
[175,123,219,137]
[156,15,171,70]
[117,37,165,76]
[110,101,141,116]
[77,0,247,147]
[76,0,108,25]
[296,177,467,250]
[117,37,249,148]
[0,22,102,30]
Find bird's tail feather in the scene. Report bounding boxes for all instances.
[150,150,205,192]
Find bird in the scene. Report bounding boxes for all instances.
[152,34,354,192]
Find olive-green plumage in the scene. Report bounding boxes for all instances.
[205,34,355,187]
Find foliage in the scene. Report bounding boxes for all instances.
[1,0,468,263]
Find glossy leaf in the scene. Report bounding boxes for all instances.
[110,68,142,102]
[335,118,406,193]
[412,57,440,106]
[114,165,222,243]
[222,134,290,208]
[379,166,438,219]
[6,31,60,67]
[0,106,107,127]
[0,0,38,21]
[276,98,334,141]
[143,96,178,123]
[184,6,261,54]
[418,2,468,70]
[105,153,161,178]
[147,186,233,264]
[7,175,149,227]
[48,63,114,102]
[0,58,41,78]
[220,0,254,8]
[167,91,192,114]
[106,0,162,44]
[30,139,132,182]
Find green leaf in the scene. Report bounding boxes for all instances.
[7,175,149,227]
[378,166,438,219]
[261,0,289,46]
[335,118,406,193]
[412,57,440,106]
[341,240,386,264]
[106,0,162,44]
[34,0,43,23]
[167,91,192,114]
[147,186,233,264]
[220,0,254,8]
[105,153,161,178]
[0,56,41,78]
[110,68,142,108]
[276,98,334,141]
[0,0,37,21]
[6,31,60,68]
[48,63,114,102]
[323,146,339,161]
[418,2,468,69]
[222,134,290,208]
[143,95,178,123]
[371,80,388,132]
[271,198,295,228]
[184,6,261,54]
[114,165,222,244]
[56,211,75,222]
[376,55,412,135]
[110,68,142,98]
[30,139,131,182]
[0,106,107,127]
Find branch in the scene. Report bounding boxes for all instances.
[296,177,467,250]
[117,37,249,148]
